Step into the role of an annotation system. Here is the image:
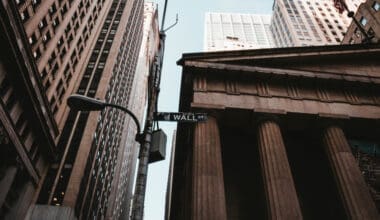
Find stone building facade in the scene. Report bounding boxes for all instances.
[168,44,380,219]
[342,0,380,44]
[0,0,145,219]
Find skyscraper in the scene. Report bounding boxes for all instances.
[105,3,160,219]
[270,0,365,47]
[204,12,275,51]
[0,0,146,219]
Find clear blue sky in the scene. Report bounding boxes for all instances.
[145,1,274,219]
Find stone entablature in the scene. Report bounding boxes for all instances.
[193,74,380,106]
[185,59,380,119]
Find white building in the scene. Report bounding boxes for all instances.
[204,12,275,51]
[271,0,365,47]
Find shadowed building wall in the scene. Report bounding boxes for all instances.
[0,0,146,219]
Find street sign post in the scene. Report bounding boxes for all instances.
[154,112,207,122]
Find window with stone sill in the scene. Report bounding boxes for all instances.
[16,0,25,5]
[368,27,374,35]
[52,17,60,28]
[28,34,37,45]
[42,32,51,44]
[20,10,30,22]
[354,28,362,38]
[49,4,57,15]
[33,50,41,59]
[373,1,380,11]
[32,0,41,6]
[38,18,47,30]
[360,16,368,26]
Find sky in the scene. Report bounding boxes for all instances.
[144,1,274,219]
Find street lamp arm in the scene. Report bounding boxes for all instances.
[67,94,143,143]
[103,103,142,141]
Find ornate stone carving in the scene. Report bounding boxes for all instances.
[193,76,207,92]
[225,80,239,94]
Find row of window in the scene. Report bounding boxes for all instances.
[35,0,107,206]
[46,0,104,115]
[82,1,144,218]
[50,1,132,217]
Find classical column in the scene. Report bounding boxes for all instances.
[257,119,302,220]
[192,116,227,220]
[323,125,379,219]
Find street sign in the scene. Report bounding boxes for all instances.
[154,112,207,122]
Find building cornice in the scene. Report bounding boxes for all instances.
[182,60,380,85]
[177,43,380,65]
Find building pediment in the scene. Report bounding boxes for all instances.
[178,44,380,120]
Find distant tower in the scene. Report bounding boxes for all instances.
[270,0,365,47]
[204,12,275,51]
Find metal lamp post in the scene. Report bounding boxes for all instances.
[131,0,177,218]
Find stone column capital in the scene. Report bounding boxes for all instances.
[254,113,281,126]
[196,109,222,122]
[318,113,349,129]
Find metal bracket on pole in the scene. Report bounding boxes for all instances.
[163,14,178,33]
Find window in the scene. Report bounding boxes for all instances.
[16,0,25,5]
[42,32,51,43]
[372,2,380,11]
[49,4,57,15]
[360,17,368,26]
[28,34,37,45]
[32,0,41,7]
[38,18,47,30]
[52,17,60,28]
[61,5,68,15]
[33,49,41,59]
[368,27,375,36]
[20,10,30,21]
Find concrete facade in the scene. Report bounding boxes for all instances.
[169,44,380,219]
